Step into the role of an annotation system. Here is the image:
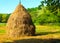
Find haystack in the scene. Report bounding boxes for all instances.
[6,4,35,37]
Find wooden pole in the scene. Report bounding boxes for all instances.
[19,0,21,4]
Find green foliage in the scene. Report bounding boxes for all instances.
[2,14,7,23]
[44,0,60,13]
[0,14,2,22]
[27,0,60,25]
[27,7,38,24]
[0,14,10,23]
[5,14,10,22]
[27,6,59,25]
[39,7,58,23]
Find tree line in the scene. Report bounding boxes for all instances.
[0,14,10,23]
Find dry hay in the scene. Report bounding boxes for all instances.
[6,4,35,38]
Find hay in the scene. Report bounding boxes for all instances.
[6,4,35,38]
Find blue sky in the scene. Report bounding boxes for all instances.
[0,0,42,13]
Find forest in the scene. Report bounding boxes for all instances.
[0,0,60,26]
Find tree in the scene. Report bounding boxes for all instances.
[0,14,2,22]
[44,0,60,13]
[5,14,10,23]
[2,14,7,23]
[38,1,45,9]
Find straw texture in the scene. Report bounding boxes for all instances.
[6,4,35,37]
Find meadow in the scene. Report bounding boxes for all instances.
[0,23,60,43]
[0,23,60,35]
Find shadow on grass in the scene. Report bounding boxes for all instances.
[36,31,60,36]
[4,38,60,43]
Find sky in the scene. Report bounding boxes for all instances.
[0,0,42,13]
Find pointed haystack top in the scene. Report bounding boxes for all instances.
[7,4,35,38]
[13,4,27,13]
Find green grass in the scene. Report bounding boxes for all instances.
[36,25,60,35]
[0,29,6,34]
[0,23,6,26]
[0,23,6,34]
[0,23,60,35]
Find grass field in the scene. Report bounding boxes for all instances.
[0,23,60,35]
[0,23,60,43]
[36,25,60,34]
[0,23,6,26]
